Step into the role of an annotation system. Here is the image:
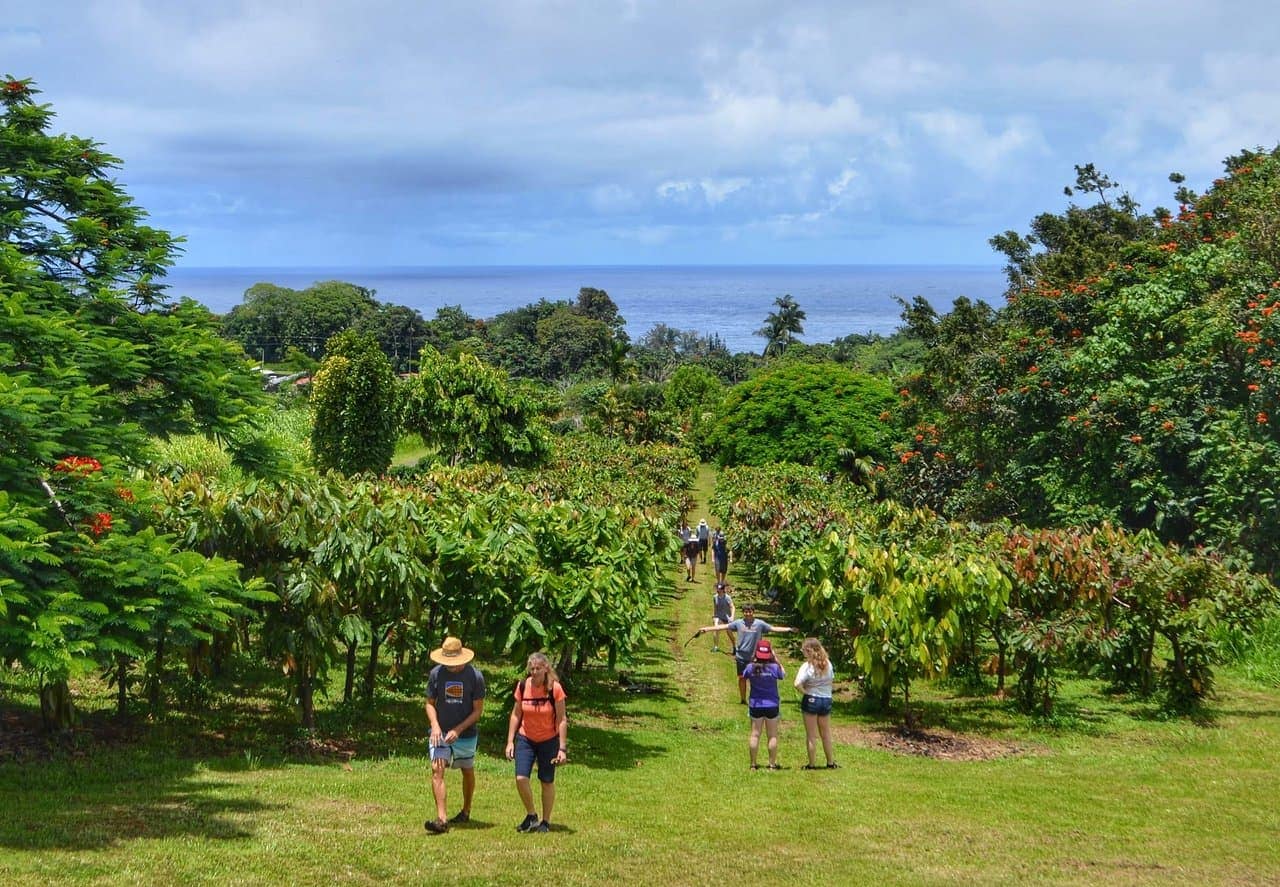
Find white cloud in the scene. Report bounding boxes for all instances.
[10,1,1280,265]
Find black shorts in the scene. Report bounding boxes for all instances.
[749,705,780,720]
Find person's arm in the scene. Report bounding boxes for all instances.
[794,662,808,693]
[426,698,442,746]
[695,623,731,635]
[552,694,568,764]
[505,700,521,759]
[444,698,484,744]
[728,597,735,620]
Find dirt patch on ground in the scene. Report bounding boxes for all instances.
[0,708,146,762]
[830,722,1033,761]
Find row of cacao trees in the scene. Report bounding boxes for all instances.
[711,464,1277,717]
[6,431,693,731]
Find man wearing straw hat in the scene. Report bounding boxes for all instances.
[424,636,486,834]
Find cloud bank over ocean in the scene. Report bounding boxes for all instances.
[7,2,1279,267]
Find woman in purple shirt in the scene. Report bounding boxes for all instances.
[743,640,785,770]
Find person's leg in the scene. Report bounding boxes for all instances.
[748,717,762,767]
[738,673,748,704]
[534,739,557,827]
[539,778,556,824]
[460,766,476,814]
[803,711,819,767]
[765,717,780,767]
[513,735,539,829]
[819,714,836,766]
[431,756,449,822]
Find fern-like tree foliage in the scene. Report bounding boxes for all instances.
[0,77,269,730]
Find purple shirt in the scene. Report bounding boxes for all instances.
[741,661,785,707]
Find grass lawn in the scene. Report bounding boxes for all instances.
[2,464,1278,885]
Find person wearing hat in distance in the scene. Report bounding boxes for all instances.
[696,519,710,564]
[424,636,486,834]
[743,639,786,770]
[694,604,797,704]
[505,651,568,834]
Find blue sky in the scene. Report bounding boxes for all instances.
[5,1,1280,268]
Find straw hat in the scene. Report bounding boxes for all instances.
[429,636,475,666]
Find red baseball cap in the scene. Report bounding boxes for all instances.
[754,640,773,660]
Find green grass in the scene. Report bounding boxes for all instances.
[2,465,1279,885]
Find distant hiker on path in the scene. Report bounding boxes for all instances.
[743,640,785,770]
[424,636,486,834]
[795,637,838,770]
[694,604,797,704]
[710,582,735,652]
[711,529,729,585]
[682,533,701,583]
[696,519,710,564]
[505,652,568,834]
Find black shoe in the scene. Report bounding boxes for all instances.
[449,810,470,824]
[826,762,840,769]
[767,763,781,770]
[803,764,820,770]
[534,820,550,833]
[424,818,449,834]
[516,813,539,832]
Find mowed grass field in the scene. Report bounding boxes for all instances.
[2,468,1279,885]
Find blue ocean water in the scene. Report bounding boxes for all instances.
[165,264,1007,355]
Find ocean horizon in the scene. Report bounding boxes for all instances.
[166,263,1008,355]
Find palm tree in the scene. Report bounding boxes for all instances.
[755,294,806,357]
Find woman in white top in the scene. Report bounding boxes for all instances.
[794,637,837,769]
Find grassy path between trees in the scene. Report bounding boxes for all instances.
[2,464,1280,884]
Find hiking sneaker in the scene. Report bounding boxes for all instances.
[424,818,449,834]
[516,813,540,833]
[534,820,550,833]
[449,810,470,824]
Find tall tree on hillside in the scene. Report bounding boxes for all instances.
[0,77,266,729]
[756,294,806,357]
[310,330,400,475]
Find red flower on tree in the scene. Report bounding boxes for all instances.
[85,512,113,537]
[54,455,102,474]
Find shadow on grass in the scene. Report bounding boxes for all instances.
[0,754,282,851]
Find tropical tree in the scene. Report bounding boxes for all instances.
[310,330,400,476]
[401,346,550,467]
[756,294,806,357]
[0,76,267,729]
[704,362,897,471]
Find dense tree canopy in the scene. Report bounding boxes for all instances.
[310,330,400,476]
[893,150,1280,574]
[704,361,897,471]
[0,77,268,728]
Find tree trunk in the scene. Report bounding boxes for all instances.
[40,679,75,732]
[149,634,166,713]
[343,639,357,704]
[363,627,382,699]
[556,646,576,681]
[1140,626,1156,696]
[299,669,316,729]
[116,653,130,719]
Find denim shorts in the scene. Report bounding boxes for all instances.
[514,733,559,783]
[800,695,833,716]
